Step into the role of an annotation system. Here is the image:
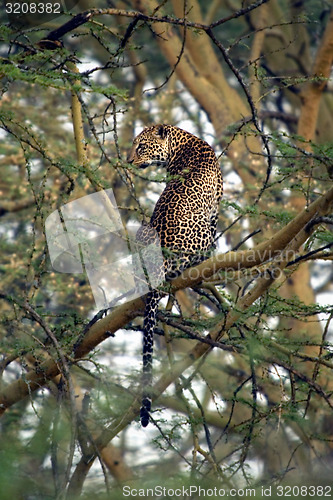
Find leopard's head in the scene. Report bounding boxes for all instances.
[127,125,170,168]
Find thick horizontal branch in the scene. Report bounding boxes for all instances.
[170,184,333,291]
[65,189,333,484]
[0,185,332,418]
[1,184,332,496]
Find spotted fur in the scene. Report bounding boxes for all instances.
[128,124,223,426]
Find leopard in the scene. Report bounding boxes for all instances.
[127,124,223,427]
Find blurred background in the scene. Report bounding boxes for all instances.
[0,1,332,498]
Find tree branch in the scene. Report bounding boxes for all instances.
[0,185,332,417]
[67,61,88,168]
[64,204,330,495]
[41,2,271,44]
[297,9,333,145]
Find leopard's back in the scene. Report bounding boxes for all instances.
[128,124,223,426]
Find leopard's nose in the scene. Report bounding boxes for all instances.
[127,148,135,163]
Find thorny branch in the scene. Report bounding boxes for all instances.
[0,183,332,491]
[42,1,271,44]
[0,184,332,417]
[1,2,332,493]
[37,1,273,195]
[37,4,272,144]
[65,210,333,495]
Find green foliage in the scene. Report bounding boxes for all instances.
[0,1,332,498]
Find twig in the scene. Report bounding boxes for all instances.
[0,185,332,418]
[286,241,333,267]
[205,27,272,200]
[40,2,271,44]
[66,61,88,168]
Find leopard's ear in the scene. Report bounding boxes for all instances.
[154,124,168,140]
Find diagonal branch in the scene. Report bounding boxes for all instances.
[0,185,332,417]
[66,203,330,497]
[1,183,332,497]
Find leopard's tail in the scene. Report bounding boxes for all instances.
[140,290,160,427]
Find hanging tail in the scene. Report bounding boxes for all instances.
[140,290,160,427]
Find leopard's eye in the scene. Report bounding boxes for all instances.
[136,143,147,155]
